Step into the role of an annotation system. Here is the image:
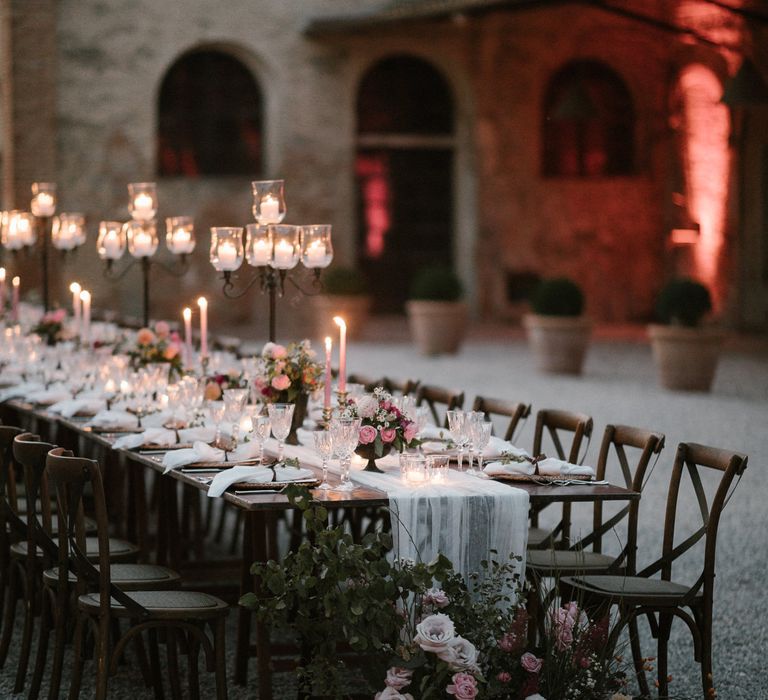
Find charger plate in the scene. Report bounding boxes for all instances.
[490,472,593,484]
[231,478,320,491]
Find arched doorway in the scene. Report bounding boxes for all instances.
[157,49,263,177]
[355,55,455,312]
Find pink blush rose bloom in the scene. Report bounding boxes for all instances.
[271,374,291,391]
[154,321,170,338]
[375,689,413,700]
[446,672,478,699]
[380,427,397,443]
[521,652,543,673]
[414,613,455,654]
[359,425,377,445]
[385,667,413,690]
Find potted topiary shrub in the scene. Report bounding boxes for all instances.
[313,267,371,339]
[648,278,723,391]
[406,265,467,355]
[523,277,591,375]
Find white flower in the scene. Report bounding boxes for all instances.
[437,636,479,671]
[385,667,413,690]
[424,587,450,608]
[414,613,455,654]
[356,394,379,419]
[375,688,413,700]
[525,695,548,700]
[261,342,276,357]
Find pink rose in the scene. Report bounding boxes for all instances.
[446,672,478,699]
[375,689,413,700]
[170,331,181,343]
[521,652,543,674]
[271,374,291,391]
[404,423,418,443]
[154,321,170,338]
[555,624,573,651]
[380,428,396,443]
[498,633,515,653]
[423,588,449,608]
[385,667,413,690]
[497,671,511,683]
[163,345,179,360]
[136,328,156,345]
[51,309,66,323]
[270,344,287,359]
[359,425,377,445]
[414,613,455,654]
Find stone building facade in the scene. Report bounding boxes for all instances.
[1,0,766,334]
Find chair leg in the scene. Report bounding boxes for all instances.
[0,560,20,666]
[148,627,165,700]
[656,611,673,697]
[700,608,714,696]
[131,621,153,687]
[627,615,650,698]
[214,616,228,700]
[13,571,36,693]
[48,591,69,700]
[29,588,52,700]
[95,618,111,700]
[187,631,201,700]
[166,627,183,700]
[68,617,86,700]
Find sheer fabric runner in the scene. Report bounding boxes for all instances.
[278,441,529,581]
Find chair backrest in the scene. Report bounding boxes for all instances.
[347,373,381,392]
[471,395,532,442]
[45,448,146,619]
[579,425,665,571]
[532,409,593,464]
[0,425,26,542]
[381,377,420,397]
[415,384,465,427]
[638,442,747,605]
[13,432,58,563]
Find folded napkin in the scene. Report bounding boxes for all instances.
[419,424,450,441]
[0,382,44,402]
[484,457,594,479]
[48,397,106,418]
[26,387,75,406]
[162,440,261,473]
[207,465,315,498]
[88,410,141,431]
[113,426,216,450]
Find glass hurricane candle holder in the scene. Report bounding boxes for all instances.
[128,182,158,222]
[2,211,33,250]
[269,224,300,270]
[165,216,196,255]
[97,221,126,260]
[245,224,272,267]
[31,182,57,217]
[301,225,333,269]
[52,213,86,251]
[125,220,159,258]
[210,227,244,272]
[251,180,286,225]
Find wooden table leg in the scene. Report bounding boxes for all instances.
[235,512,254,686]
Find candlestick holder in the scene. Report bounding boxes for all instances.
[321,405,334,428]
[335,389,348,408]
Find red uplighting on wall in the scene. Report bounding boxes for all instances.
[356,154,392,259]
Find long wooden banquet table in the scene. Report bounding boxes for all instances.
[1,398,640,698]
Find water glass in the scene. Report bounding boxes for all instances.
[267,403,295,463]
[428,454,450,483]
[446,410,470,471]
[313,430,334,490]
[252,415,271,464]
[329,417,361,491]
[469,420,493,476]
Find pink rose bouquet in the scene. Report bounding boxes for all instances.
[253,340,323,404]
[126,322,184,380]
[31,308,69,345]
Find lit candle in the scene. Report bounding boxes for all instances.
[218,240,239,270]
[197,296,208,358]
[132,193,154,220]
[239,414,253,434]
[103,231,122,258]
[32,192,55,217]
[104,378,116,394]
[80,290,91,344]
[273,239,294,268]
[16,217,33,246]
[333,316,346,393]
[324,336,332,411]
[70,282,82,336]
[172,228,194,254]
[11,276,20,323]
[120,379,131,397]
[132,230,154,257]
[250,238,271,266]
[183,307,192,366]
[260,194,280,223]
[0,268,5,314]
[305,240,326,267]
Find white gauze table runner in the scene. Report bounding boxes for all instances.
[278,440,530,580]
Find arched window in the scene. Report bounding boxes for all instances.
[157,50,263,177]
[355,55,455,311]
[542,60,634,177]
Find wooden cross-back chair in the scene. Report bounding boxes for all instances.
[471,395,532,443]
[562,442,748,698]
[46,447,229,700]
[528,409,593,549]
[415,384,465,428]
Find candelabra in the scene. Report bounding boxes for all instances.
[0,183,86,311]
[211,180,333,341]
[98,183,193,327]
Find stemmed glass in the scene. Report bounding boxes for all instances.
[469,420,493,476]
[313,430,334,490]
[446,410,471,472]
[329,417,361,492]
[252,415,271,464]
[267,403,295,463]
[464,411,482,472]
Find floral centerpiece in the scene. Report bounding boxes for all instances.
[340,387,419,472]
[31,308,68,346]
[125,321,183,380]
[252,340,324,443]
[203,370,248,401]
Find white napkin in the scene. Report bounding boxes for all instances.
[484,456,594,479]
[207,465,315,498]
[88,410,141,430]
[419,424,450,440]
[162,440,261,473]
[0,382,44,402]
[113,426,216,450]
[48,397,105,418]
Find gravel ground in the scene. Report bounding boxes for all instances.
[1,325,766,698]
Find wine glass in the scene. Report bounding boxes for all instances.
[329,417,361,492]
[209,402,228,450]
[267,403,294,463]
[469,420,493,476]
[464,411,483,472]
[313,430,334,490]
[446,410,470,472]
[252,415,271,464]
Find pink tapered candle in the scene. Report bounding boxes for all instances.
[79,290,91,344]
[324,336,332,410]
[11,276,20,323]
[70,282,82,336]
[333,316,346,393]
[197,297,208,358]
[0,268,6,314]
[183,307,193,366]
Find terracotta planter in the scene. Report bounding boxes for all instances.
[313,294,371,339]
[406,300,468,356]
[648,324,724,392]
[523,314,591,375]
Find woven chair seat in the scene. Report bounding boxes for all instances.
[12,514,97,535]
[563,574,703,605]
[78,590,229,619]
[527,549,617,573]
[11,536,139,561]
[43,563,180,590]
[527,526,553,548]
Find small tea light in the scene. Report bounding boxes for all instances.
[129,182,157,222]
[31,182,57,217]
[428,455,450,483]
[402,454,429,486]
